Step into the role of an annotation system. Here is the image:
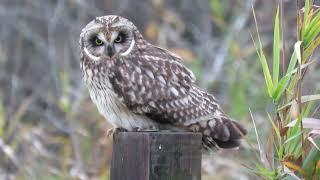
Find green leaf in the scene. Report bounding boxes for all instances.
[304,8,320,46]
[273,6,280,86]
[252,7,274,97]
[283,131,303,145]
[285,115,303,158]
[274,75,290,101]
[304,36,320,61]
[301,0,311,38]
[302,136,320,178]
[274,58,314,103]
[286,53,297,75]
[273,52,300,102]
[304,19,320,46]
[284,59,314,78]
[260,50,274,97]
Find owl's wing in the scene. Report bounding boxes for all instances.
[109,44,213,124]
[109,44,246,149]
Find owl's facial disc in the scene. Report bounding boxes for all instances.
[82,18,137,61]
[84,47,101,61]
[110,30,135,57]
[120,37,135,56]
[85,29,134,60]
[83,32,106,61]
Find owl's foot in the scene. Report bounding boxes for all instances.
[106,127,128,137]
[132,127,142,132]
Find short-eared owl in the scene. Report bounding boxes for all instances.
[79,15,247,149]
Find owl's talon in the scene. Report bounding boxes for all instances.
[106,127,128,137]
[132,127,142,132]
[106,128,114,137]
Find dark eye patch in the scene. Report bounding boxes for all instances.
[89,35,103,46]
[114,31,127,43]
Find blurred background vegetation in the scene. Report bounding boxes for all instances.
[0,0,319,179]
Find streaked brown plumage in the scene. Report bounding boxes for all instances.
[79,15,247,150]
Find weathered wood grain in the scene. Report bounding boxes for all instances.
[110,132,202,180]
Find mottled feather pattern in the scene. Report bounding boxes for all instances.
[106,43,246,148]
[80,15,247,149]
[81,59,160,131]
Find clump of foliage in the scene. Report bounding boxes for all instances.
[251,0,320,179]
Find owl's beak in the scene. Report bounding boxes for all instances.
[106,45,115,58]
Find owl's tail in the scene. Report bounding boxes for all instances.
[188,117,247,150]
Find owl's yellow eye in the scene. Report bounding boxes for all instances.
[95,38,103,46]
[114,35,122,43]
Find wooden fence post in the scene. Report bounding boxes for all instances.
[110,132,202,180]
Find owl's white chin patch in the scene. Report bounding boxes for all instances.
[120,39,135,56]
[84,48,101,61]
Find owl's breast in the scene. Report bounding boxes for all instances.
[82,66,159,131]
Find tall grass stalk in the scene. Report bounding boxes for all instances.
[251,0,320,179]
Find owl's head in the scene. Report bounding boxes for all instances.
[80,15,141,61]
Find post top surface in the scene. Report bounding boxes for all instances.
[114,131,202,137]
